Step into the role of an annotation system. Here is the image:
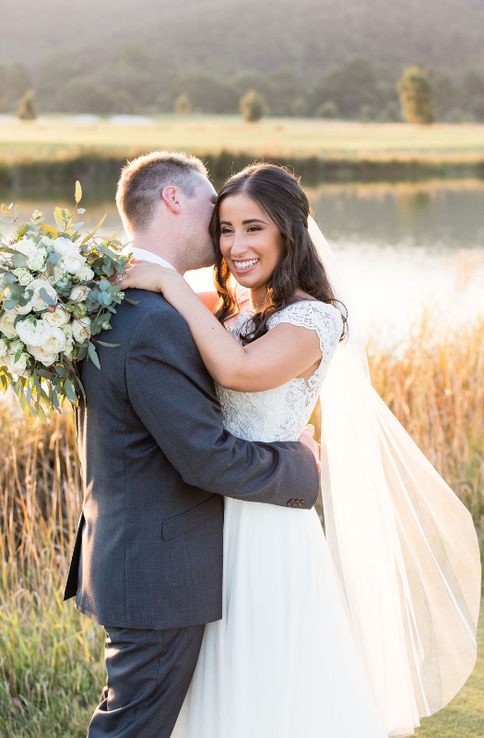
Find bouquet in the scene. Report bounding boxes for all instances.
[0,182,131,420]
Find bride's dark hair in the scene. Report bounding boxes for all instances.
[210,163,347,344]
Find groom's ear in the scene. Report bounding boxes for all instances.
[161,186,182,215]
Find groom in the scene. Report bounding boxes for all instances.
[64,151,320,738]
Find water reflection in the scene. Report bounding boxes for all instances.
[2,180,483,343]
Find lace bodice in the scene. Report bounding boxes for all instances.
[216,301,343,442]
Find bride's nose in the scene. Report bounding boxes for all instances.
[230,231,249,257]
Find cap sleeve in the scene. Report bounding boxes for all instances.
[267,301,343,359]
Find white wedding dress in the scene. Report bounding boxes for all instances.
[172,300,387,738]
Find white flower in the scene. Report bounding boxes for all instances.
[14,301,33,315]
[53,264,68,283]
[44,307,69,328]
[16,317,51,347]
[26,344,58,367]
[13,268,33,286]
[0,338,8,358]
[40,236,55,248]
[27,278,58,312]
[70,284,91,303]
[62,323,73,339]
[53,237,86,275]
[27,251,47,271]
[7,339,23,356]
[3,352,28,375]
[43,326,66,354]
[77,265,95,281]
[0,310,18,339]
[15,238,36,260]
[72,316,91,344]
[63,336,74,359]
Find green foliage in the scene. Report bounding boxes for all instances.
[240,89,268,123]
[17,89,37,121]
[316,100,339,119]
[397,65,436,124]
[174,93,192,114]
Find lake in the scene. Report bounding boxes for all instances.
[2,179,483,345]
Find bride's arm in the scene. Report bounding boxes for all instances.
[119,263,322,392]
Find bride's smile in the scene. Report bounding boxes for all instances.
[218,192,284,299]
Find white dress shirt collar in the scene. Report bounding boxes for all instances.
[121,246,176,271]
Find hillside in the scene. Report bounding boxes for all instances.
[2,0,484,75]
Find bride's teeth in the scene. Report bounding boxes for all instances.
[235,259,259,269]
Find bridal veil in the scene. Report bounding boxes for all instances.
[309,216,481,737]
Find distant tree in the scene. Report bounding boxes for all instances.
[289,96,308,117]
[17,88,37,120]
[174,94,192,114]
[397,65,436,124]
[316,100,338,118]
[240,89,268,122]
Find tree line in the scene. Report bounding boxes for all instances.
[2,41,484,123]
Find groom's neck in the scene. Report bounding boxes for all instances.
[129,228,186,275]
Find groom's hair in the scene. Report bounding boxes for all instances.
[116,151,208,233]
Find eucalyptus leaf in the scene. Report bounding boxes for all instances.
[64,378,77,403]
[87,341,101,369]
[39,287,56,306]
[96,340,121,348]
[75,181,82,204]
[12,252,27,267]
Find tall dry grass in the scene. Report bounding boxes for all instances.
[0,319,482,735]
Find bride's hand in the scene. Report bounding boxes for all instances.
[299,425,321,471]
[115,261,183,295]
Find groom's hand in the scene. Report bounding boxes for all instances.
[298,425,321,472]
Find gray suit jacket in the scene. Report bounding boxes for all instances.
[64,289,319,629]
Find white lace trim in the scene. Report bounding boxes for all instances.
[216,301,342,443]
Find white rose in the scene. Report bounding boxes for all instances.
[45,307,69,328]
[43,326,66,354]
[59,252,86,275]
[72,316,91,344]
[62,323,73,340]
[16,318,51,347]
[0,310,18,339]
[4,351,28,374]
[27,278,58,312]
[15,238,37,260]
[70,284,91,303]
[13,268,33,286]
[26,344,58,367]
[54,238,86,275]
[0,337,8,358]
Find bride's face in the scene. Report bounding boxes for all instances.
[218,193,284,290]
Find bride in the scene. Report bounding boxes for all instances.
[119,163,481,737]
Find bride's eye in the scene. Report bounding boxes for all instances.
[220,227,233,235]
[247,226,262,233]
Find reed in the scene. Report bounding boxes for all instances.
[0,319,483,735]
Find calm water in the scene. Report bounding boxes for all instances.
[3,180,483,344]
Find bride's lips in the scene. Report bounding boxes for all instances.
[232,258,260,274]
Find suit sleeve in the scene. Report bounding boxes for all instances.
[125,308,319,509]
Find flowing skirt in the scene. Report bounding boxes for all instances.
[172,498,387,738]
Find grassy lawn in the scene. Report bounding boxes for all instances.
[1,115,484,162]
